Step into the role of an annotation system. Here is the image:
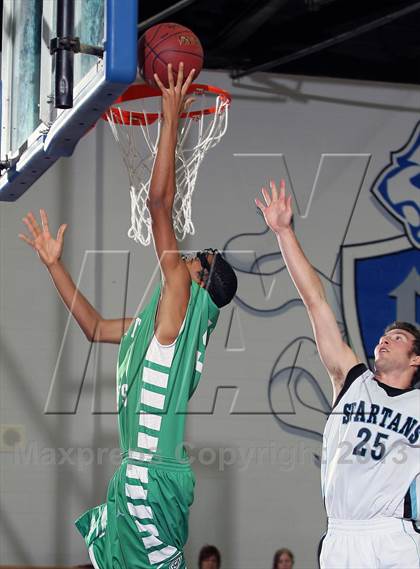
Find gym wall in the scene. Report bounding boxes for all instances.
[1,69,419,568]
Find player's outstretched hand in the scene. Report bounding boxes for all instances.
[255,179,293,234]
[19,210,67,267]
[154,62,195,124]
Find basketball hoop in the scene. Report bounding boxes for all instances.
[103,83,231,246]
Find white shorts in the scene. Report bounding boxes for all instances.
[320,517,420,569]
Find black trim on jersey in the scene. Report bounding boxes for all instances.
[404,488,412,519]
[372,378,414,397]
[404,488,420,533]
[318,533,326,569]
[332,363,367,410]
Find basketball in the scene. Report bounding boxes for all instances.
[138,23,204,88]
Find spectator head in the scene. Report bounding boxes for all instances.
[198,544,221,569]
[272,548,294,569]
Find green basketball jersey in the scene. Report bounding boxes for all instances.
[76,281,220,568]
[116,280,220,462]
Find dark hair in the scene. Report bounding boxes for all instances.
[198,545,221,567]
[202,251,237,308]
[272,548,294,569]
[384,321,420,385]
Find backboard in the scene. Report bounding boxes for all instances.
[0,0,138,201]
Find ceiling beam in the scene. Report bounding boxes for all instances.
[216,0,289,50]
[138,0,198,33]
[231,1,420,78]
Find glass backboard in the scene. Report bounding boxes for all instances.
[0,0,138,201]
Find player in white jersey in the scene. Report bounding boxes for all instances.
[256,179,420,569]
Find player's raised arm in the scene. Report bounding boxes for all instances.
[19,210,132,344]
[255,180,359,400]
[148,63,195,286]
[147,63,198,345]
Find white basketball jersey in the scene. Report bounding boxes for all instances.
[321,364,420,521]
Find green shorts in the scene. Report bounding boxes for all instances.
[75,456,195,569]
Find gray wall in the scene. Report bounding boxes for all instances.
[1,69,419,568]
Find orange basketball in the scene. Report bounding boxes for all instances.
[138,23,204,88]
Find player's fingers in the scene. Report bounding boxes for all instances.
[22,215,39,238]
[278,179,285,204]
[182,96,195,113]
[287,195,293,210]
[40,209,50,234]
[18,233,35,247]
[176,61,184,89]
[279,178,286,197]
[270,180,278,201]
[57,224,68,243]
[167,63,175,89]
[255,198,266,212]
[262,187,272,206]
[27,212,42,236]
[182,68,196,95]
[154,73,166,93]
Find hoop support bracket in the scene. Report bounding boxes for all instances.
[0,159,11,172]
[0,155,20,172]
[50,37,104,58]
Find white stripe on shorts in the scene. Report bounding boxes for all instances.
[148,545,178,564]
[135,521,159,536]
[125,483,147,501]
[126,463,149,484]
[88,545,101,569]
[142,534,163,549]
[127,502,153,520]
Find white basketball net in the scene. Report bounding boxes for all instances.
[105,89,230,246]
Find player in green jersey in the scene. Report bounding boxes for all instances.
[19,63,237,568]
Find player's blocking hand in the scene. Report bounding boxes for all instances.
[255,179,293,234]
[154,62,196,123]
[19,209,67,268]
